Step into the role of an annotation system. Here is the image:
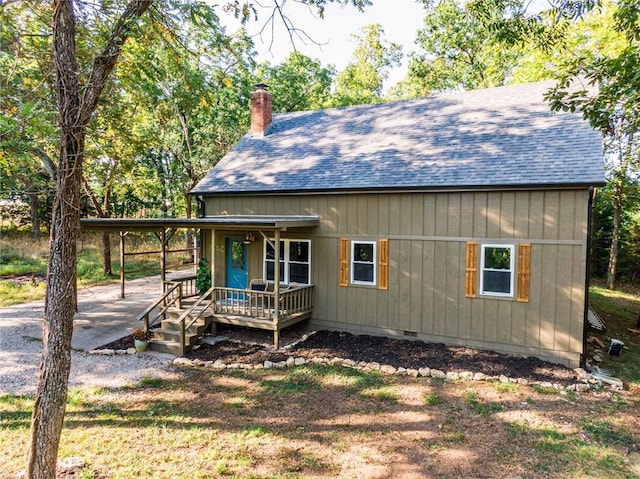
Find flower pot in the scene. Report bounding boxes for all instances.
[134,339,148,352]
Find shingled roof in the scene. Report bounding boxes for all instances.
[191,81,604,195]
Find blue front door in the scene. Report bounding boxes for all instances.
[226,237,248,289]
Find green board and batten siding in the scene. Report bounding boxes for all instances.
[204,188,588,367]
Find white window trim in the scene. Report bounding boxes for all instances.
[479,244,515,297]
[350,240,377,286]
[263,238,311,284]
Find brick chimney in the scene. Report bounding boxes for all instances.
[250,83,272,136]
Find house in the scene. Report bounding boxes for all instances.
[188,81,604,368]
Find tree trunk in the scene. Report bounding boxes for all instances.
[26,127,85,478]
[29,193,41,239]
[606,181,622,290]
[102,230,112,275]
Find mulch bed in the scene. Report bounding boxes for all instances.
[191,330,577,385]
[101,327,578,385]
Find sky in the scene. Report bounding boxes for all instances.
[221,0,427,89]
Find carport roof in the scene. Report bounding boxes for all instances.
[80,215,319,231]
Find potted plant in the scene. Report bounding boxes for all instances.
[132,328,149,352]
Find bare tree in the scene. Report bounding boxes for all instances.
[25,1,153,477]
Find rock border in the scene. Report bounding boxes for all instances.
[171,354,614,392]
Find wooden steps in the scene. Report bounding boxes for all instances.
[148,304,213,355]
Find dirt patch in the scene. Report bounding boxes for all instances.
[0,274,45,286]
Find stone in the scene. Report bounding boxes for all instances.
[575,383,591,392]
[343,358,356,367]
[126,348,137,355]
[115,349,127,355]
[517,378,529,386]
[286,357,295,367]
[367,362,381,370]
[446,371,459,380]
[430,369,446,379]
[294,357,306,366]
[418,367,431,377]
[93,349,115,356]
[459,371,473,380]
[592,354,603,363]
[396,367,407,376]
[473,372,486,381]
[311,357,325,364]
[358,361,368,368]
[264,360,274,369]
[499,375,510,383]
[173,357,192,366]
[227,363,240,369]
[58,457,86,471]
[380,364,397,374]
[330,357,344,366]
[192,359,205,367]
[407,368,420,378]
[574,367,589,379]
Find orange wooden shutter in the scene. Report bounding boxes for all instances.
[378,239,389,290]
[465,241,478,298]
[517,243,531,302]
[339,238,349,286]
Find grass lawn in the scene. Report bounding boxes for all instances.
[2,366,640,479]
[588,285,640,390]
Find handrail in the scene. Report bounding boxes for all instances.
[136,281,182,331]
[176,285,216,354]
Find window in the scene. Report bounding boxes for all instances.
[264,239,311,284]
[480,244,515,296]
[351,241,376,285]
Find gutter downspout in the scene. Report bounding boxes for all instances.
[581,186,595,368]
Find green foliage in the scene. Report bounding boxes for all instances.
[256,52,335,112]
[333,24,402,105]
[422,392,442,406]
[463,389,504,416]
[484,247,511,270]
[196,258,212,295]
[581,418,635,448]
[591,181,640,282]
[393,0,525,97]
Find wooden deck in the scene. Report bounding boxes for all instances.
[138,277,314,354]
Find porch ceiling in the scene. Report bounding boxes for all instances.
[80,215,319,232]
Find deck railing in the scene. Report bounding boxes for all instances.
[213,284,314,320]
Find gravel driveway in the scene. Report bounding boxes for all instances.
[0,277,178,396]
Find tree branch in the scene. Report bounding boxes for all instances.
[79,0,154,125]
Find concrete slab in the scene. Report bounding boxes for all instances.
[71,292,158,352]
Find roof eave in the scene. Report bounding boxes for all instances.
[191,181,607,197]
